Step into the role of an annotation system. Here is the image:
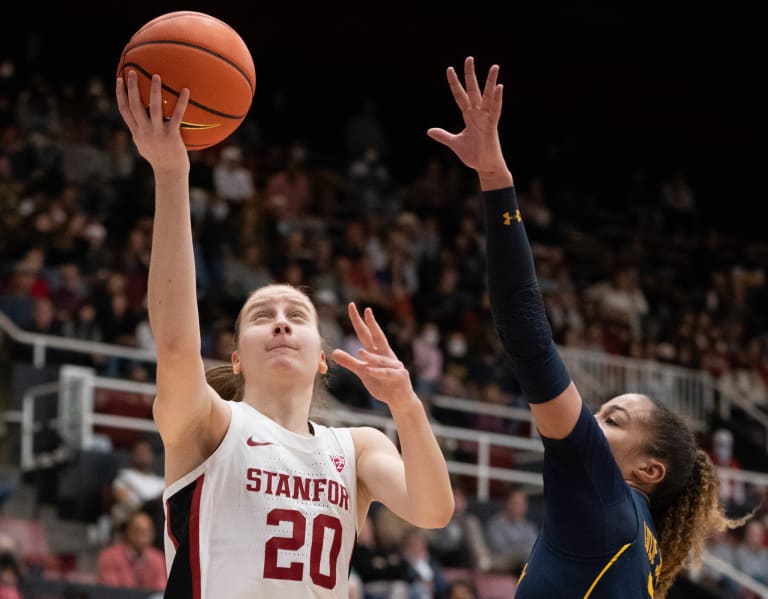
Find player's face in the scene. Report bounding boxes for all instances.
[235,286,327,384]
[594,393,656,480]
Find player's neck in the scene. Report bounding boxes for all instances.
[626,479,652,502]
[243,384,314,436]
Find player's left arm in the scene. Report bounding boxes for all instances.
[334,303,454,528]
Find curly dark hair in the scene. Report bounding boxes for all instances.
[644,398,753,598]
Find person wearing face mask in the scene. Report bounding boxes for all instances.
[708,428,747,516]
[428,55,751,599]
[443,331,470,383]
[115,71,453,599]
[412,322,443,398]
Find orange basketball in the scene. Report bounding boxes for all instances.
[117,11,256,150]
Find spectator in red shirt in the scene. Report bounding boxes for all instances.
[96,510,166,591]
[0,549,22,599]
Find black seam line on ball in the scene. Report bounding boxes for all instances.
[121,62,247,120]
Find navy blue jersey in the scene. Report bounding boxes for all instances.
[514,403,662,598]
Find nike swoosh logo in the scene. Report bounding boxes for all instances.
[246,437,274,447]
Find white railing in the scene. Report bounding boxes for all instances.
[0,310,157,368]
[698,551,768,598]
[715,382,768,450]
[560,346,717,432]
[4,365,768,597]
[429,393,538,439]
[6,366,768,492]
[2,309,767,450]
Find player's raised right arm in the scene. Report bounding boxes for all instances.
[428,57,582,439]
[116,71,221,452]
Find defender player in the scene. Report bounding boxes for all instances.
[427,56,747,598]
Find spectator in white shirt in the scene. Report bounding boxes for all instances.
[213,145,254,202]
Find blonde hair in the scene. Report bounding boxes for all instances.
[205,284,329,403]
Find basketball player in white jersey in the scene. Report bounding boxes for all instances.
[115,72,454,598]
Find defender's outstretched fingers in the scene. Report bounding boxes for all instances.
[464,56,482,106]
[480,65,500,111]
[446,66,470,112]
[490,83,504,122]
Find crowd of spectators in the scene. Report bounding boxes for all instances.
[1,37,768,598]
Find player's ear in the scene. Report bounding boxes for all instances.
[636,457,666,485]
[318,351,328,375]
[232,350,241,375]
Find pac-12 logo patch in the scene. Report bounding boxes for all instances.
[329,455,345,472]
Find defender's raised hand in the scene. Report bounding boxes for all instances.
[427,56,512,189]
[116,71,190,174]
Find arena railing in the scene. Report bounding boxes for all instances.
[6,365,768,492]
[2,309,767,451]
[4,364,768,598]
[0,310,157,368]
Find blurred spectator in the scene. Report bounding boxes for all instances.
[61,299,102,344]
[213,145,254,203]
[708,428,747,516]
[400,528,449,599]
[96,510,166,591]
[12,296,69,364]
[443,331,470,387]
[734,520,768,586]
[429,485,492,572]
[49,262,87,319]
[348,567,364,599]
[585,268,649,341]
[660,170,697,231]
[719,353,768,419]
[484,488,539,575]
[110,439,164,535]
[351,515,411,599]
[0,260,38,328]
[445,579,479,599]
[0,479,14,511]
[345,96,387,162]
[221,242,273,305]
[0,550,22,599]
[347,143,397,218]
[696,528,740,598]
[517,176,553,242]
[314,288,343,352]
[265,142,312,220]
[99,291,137,347]
[412,322,443,398]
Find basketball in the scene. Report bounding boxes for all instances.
[117,11,256,150]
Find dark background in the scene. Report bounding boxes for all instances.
[2,2,766,232]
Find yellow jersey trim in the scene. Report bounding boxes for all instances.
[582,543,631,599]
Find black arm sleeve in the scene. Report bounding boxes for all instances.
[483,186,571,403]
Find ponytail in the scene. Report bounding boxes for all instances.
[205,364,243,402]
[646,400,755,598]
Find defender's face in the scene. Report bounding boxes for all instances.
[594,393,656,477]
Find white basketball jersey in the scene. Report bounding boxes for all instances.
[162,401,358,599]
